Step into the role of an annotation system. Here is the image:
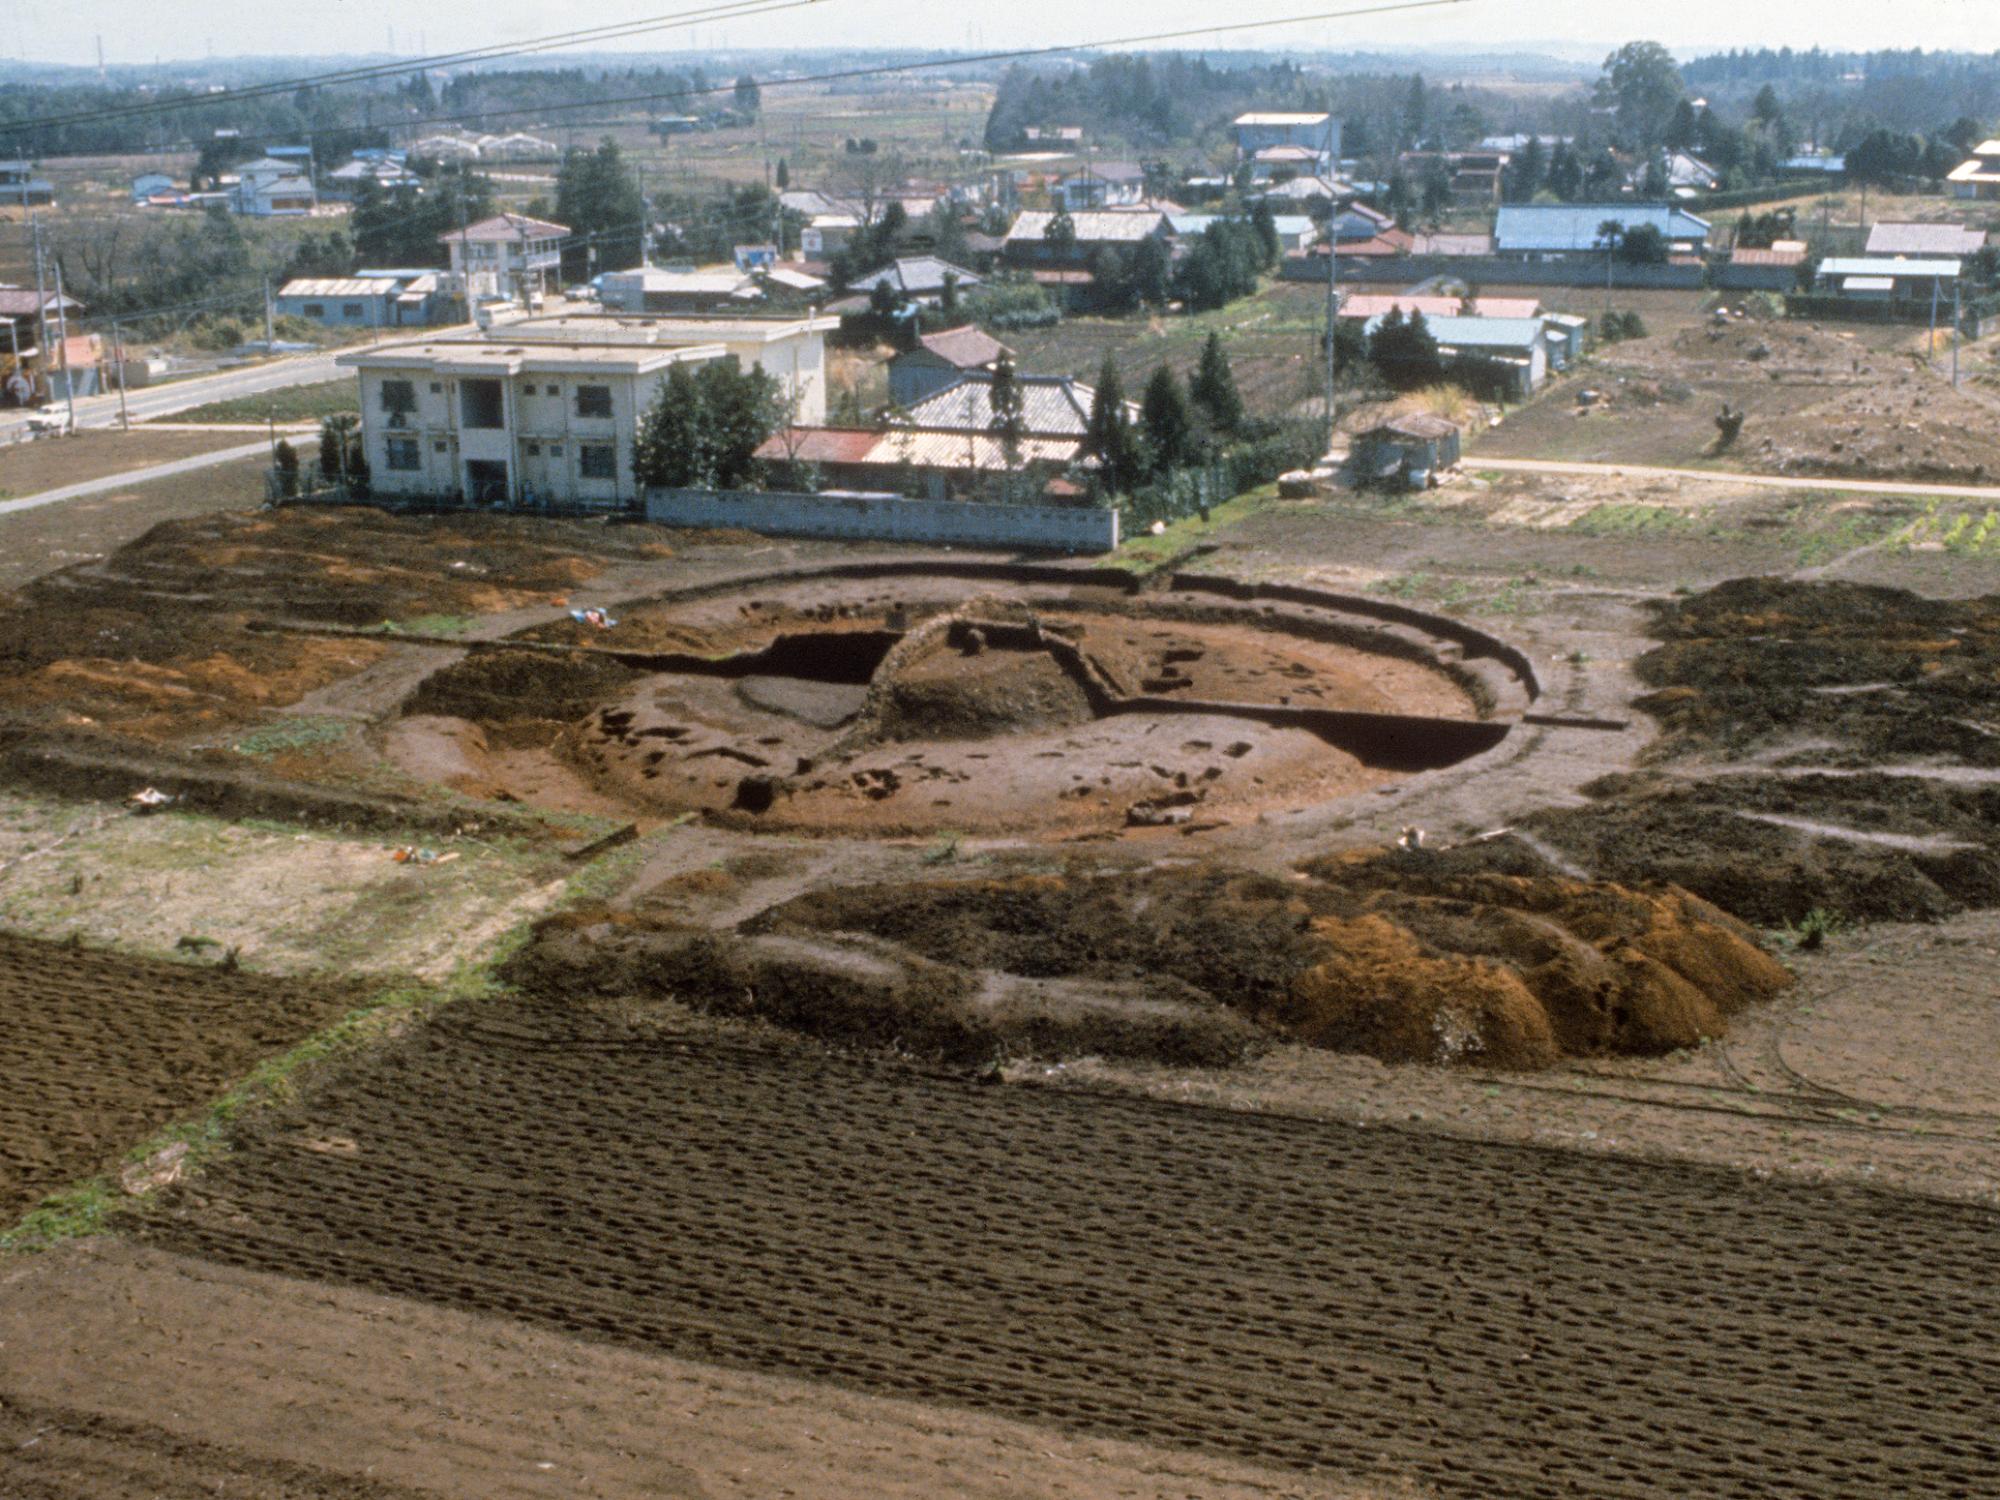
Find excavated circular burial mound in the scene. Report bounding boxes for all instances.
[391,566,1537,840]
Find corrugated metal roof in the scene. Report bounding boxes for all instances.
[755,427,881,464]
[1365,314,1545,350]
[1866,223,1987,257]
[1494,203,1711,253]
[849,256,982,297]
[279,278,396,299]
[1843,276,1897,292]
[1819,257,1961,278]
[1235,112,1331,126]
[1341,294,1542,321]
[447,213,569,243]
[1730,246,1807,266]
[872,430,1082,470]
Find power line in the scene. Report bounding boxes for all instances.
[12,0,1473,149]
[4,0,828,138]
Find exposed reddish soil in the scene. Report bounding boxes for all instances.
[509,851,1789,1069]
[141,998,2000,1500]
[0,932,366,1222]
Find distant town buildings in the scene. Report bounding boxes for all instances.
[441,213,569,301]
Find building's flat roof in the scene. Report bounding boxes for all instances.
[339,339,729,376]
[1818,257,1962,278]
[1494,203,1711,252]
[1364,313,1546,350]
[1235,112,1331,126]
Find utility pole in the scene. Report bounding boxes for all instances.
[30,215,50,401]
[51,260,76,433]
[1323,116,1339,448]
[263,275,276,348]
[1952,277,1963,388]
[1928,275,1939,366]
[111,318,129,430]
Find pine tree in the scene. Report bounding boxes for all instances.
[775,158,790,190]
[1140,365,1197,478]
[734,75,763,116]
[1190,332,1244,436]
[1085,356,1137,496]
[987,352,1026,473]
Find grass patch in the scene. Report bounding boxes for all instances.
[1111,484,1283,572]
[1569,502,1706,536]
[379,613,478,638]
[231,715,354,758]
[1901,501,2000,558]
[165,379,360,426]
[1371,570,1546,616]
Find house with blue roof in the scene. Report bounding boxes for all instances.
[1493,203,1711,260]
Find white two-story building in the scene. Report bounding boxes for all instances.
[336,313,836,508]
[442,213,569,301]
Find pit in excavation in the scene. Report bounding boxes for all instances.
[386,569,1535,839]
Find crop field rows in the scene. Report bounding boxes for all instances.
[0,933,365,1223]
[150,998,2000,1500]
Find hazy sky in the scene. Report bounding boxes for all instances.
[8,0,1988,69]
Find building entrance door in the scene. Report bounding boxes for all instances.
[464,459,510,504]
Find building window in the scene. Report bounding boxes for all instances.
[385,436,422,471]
[525,442,541,456]
[303,303,324,317]
[546,444,563,457]
[429,382,442,393]
[433,440,448,453]
[575,384,613,419]
[459,378,505,429]
[521,384,536,395]
[380,379,417,419]
[579,442,617,480]
[342,303,364,319]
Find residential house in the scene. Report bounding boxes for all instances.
[276,270,457,329]
[843,257,983,309]
[0,162,55,207]
[1813,257,1961,303]
[1256,174,1347,207]
[1866,223,1987,258]
[1398,150,1507,206]
[1002,211,1173,270]
[1171,213,1318,253]
[1366,313,1548,398]
[1493,203,1711,259]
[231,157,317,217]
[1637,151,1720,195]
[888,325,1009,407]
[1054,161,1147,211]
[1717,241,1809,291]
[1948,140,2000,200]
[442,213,569,300]
[1780,151,1846,176]
[337,312,837,506]
[1022,126,1083,145]
[1233,112,1339,167]
[649,116,702,138]
[598,266,761,315]
[0,284,83,400]
[1541,313,1591,369]
[1349,414,1461,487]
[327,158,421,197]
[802,214,862,258]
[757,369,1134,500]
[1247,145,1325,183]
[130,171,176,203]
[1478,134,1572,154]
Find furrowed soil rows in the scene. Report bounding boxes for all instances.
[0,932,364,1222]
[150,999,2000,1500]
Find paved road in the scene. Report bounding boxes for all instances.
[0,350,347,443]
[1476,455,2000,501]
[0,440,272,517]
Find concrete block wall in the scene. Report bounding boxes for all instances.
[645,488,1121,553]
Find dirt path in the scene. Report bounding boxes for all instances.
[1475,455,2000,501]
[146,1001,2000,1500]
[0,1241,1379,1500]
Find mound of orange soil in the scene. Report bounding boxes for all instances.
[531,853,1791,1070]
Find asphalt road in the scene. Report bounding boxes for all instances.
[0,349,346,443]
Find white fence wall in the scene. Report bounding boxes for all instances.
[645,488,1120,553]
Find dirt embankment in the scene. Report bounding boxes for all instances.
[1514,578,2000,925]
[505,853,1788,1070]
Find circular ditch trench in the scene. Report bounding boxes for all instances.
[388,565,1539,839]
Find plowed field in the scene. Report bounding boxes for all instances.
[0,933,364,1221]
[151,998,2000,1500]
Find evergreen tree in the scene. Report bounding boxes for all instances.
[634,365,708,489]
[1131,234,1172,306]
[1045,208,1078,262]
[555,138,646,280]
[1250,200,1281,268]
[1504,136,1546,202]
[775,158,790,190]
[633,358,785,491]
[734,75,763,116]
[987,352,1026,472]
[1190,332,1244,436]
[1402,74,1428,147]
[1139,364,1197,478]
[1084,356,1138,496]
[1367,308,1444,391]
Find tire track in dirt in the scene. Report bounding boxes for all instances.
[150,1002,2000,1499]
